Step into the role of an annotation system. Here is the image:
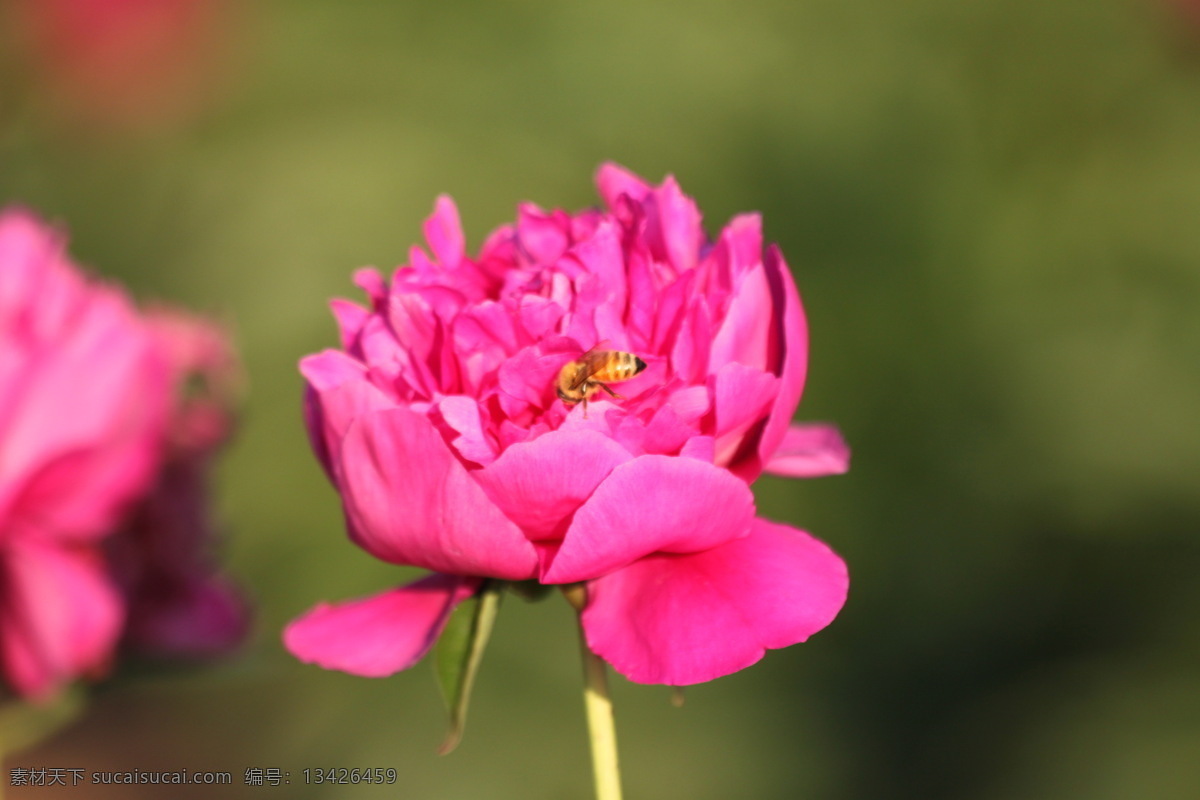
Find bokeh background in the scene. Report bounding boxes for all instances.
[4,0,1200,797]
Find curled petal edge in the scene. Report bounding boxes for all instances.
[283,574,480,678]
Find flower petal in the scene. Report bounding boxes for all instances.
[330,298,370,354]
[0,541,123,699]
[582,518,848,685]
[568,222,627,323]
[435,395,499,466]
[709,362,778,473]
[300,351,390,484]
[595,162,652,208]
[646,175,703,274]
[474,429,633,541]
[710,260,775,375]
[352,267,387,310]
[756,245,810,471]
[2,310,168,542]
[423,195,465,266]
[516,203,570,264]
[543,455,754,584]
[340,407,538,579]
[283,574,479,677]
[496,346,566,418]
[765,424,850,478]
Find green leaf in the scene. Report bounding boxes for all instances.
[434,579,503,755]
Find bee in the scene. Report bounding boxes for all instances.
[555,348,647,415]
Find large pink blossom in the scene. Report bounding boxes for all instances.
[285,165,850,686]
[0,208,169,699]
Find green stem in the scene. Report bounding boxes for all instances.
[563,585,623,800]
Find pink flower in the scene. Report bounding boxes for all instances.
[0,208,170,700]
[4,0,237,133]
[0,209,248,700]
[106,309,249,659]
[285,164,850,686]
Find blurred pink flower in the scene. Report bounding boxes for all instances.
[0,208,169,699]
[4,0,239,133]
[106,309,249,659]
[285,165,849,686]
[0,209,248,701]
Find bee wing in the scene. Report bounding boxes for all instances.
[579,349,615,368]
[576,339,615,361]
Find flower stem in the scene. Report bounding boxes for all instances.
[563,584,623,800]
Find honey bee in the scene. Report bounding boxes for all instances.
[555,348,647,415]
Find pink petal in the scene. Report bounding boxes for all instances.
[595,162,653,208]
[710,260,775,375]
[452,301,519,393]
[705,213,762,293]
[515,295,566,343]
[765,424,850,478]
[422,195,465,266]
[622,245,657,346]
[756,245,810,471]
[650,269,695,354]
[454,300,519,353]
[330,298,370,354]
[474,429,633,541]
[666,384,711,420]
[383,293,441,395]
[283,574,479,677]
[299,348,367,392]
[582,518,848,685]
[3,324,168,542]
[647,175,703,274]
[496,346,565,417]
[516,203,570,264]
[435,394,498,465]
[352,267,387,310]
[669,297,712,385]
[679,435,715,462]
[709,362,778,472]
[478,223,517,279]
[0,541,123,699]
[568,222,626,313]
[339,407,539,579]
[1,287,160,483]
[543,455,755,584]
[640,404,698,456]
[300,351,390,484]
[0,209,59,325]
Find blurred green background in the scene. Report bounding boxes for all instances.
[4,0,1200,797]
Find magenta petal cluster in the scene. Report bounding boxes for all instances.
[0,208,247,700]
[285,164,849,686]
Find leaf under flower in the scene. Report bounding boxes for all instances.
[434,580,503,755]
